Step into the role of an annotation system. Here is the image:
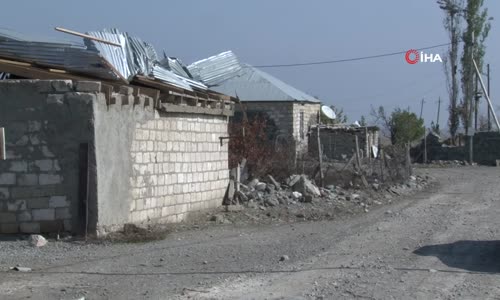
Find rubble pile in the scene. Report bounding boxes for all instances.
[227,173,431,212]
[415,160,475,167]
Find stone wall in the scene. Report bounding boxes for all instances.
[309,127,380,160]
[412,131,500,165]
[0,79,231,234]
[0,80,95,234]
[127,113,229,225]
[472,132,500,165]
[236,101,320,153]
[293,102,321,153]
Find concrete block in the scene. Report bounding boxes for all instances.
[119,86,133,95]
[14,135,29,146]
[46,94,64,105]
[20,222,40,233]
[26,197,50,209]
[55,208,71,219]
[17,174,38,186]
[17,211,32,222]
[49,196,68,208]
[0,173,16,185]
[0,212,16,223]
[63,220,72,231]
[0,223,19,234]
[39,220,63,233]
[32,208,55,221]
[6,199,26,211]
[34,160,54,172]
[37,80,73,93]
[75,81,101,92]
[0,188,9,200]
[39,174,62,185]
[41,146,55,158]
[9,161,28,173]
[28,121,42,132]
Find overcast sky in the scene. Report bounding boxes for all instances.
[1,0,499,131]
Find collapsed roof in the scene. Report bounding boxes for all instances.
[0,27,208,92]
[187,51,320,103]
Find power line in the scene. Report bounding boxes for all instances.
[253,43,451,68]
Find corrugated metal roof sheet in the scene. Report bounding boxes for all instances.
[187,51,242,86]
[0,28,212,92]
[0,29,121,80]
[86,29,206,90]
[159,57,191,78]
[188,51,319,102]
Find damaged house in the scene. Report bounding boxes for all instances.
[187,51,321,154]
[0,28,234,235]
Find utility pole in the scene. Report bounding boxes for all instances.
[487,63,491,131]
[468,31,474,164]
[436,97,441,126]
[419,98,425,119]
[474,74,480,131]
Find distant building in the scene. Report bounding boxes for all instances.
[188,51,321,154]
[309,125,380,160]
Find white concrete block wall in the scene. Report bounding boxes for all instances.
[293,103,321,154]
[129,113,229,224]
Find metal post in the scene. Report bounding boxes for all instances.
[0,128,5,160]
[474,74,479,131]
[487,64,491,131]
[424,128,427,164]
[473,59,500,131]
[420,98,425,119]
[316,112,324,187]
[436,97,441,127]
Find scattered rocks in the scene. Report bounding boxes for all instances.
[210,214,226,224]
[265,198,279,207]
[267,175,281,190]
[255,182,267,191]
[292,191,303,200]
[279,255,290,262]
[293,175,321,197]
[9,266,32,272]
[29,234,48,247]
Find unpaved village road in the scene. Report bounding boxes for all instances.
[1,167,500,300]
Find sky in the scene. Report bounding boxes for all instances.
[1,0,499,132]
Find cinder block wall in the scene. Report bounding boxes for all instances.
[127,113,229,226]
[292,102,321,153]
[0,80,230,235]
[239,101,294,137]
[236,101,320,153]
[309,129,379,160]
[0,80,95,234]
[91,86,230,235]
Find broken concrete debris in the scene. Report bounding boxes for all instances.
[279,255,290,262]
[9,266,32,272]
[223,170,431,214]
[29,234,48,247]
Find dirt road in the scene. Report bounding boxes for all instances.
[1,167,499,299]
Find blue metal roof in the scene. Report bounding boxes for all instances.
[188,51,319,103]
